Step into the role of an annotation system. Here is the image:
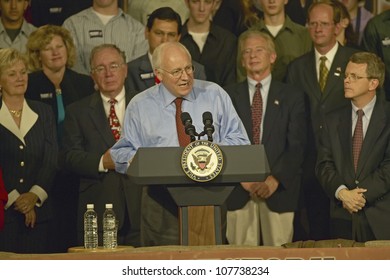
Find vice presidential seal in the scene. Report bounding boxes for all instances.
[181,140,223,182]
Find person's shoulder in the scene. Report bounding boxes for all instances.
[284,16,308,33]
[121,10,146,28]
[26,98,53,113]
[193,79,230,99]
[288,50,313,66]
[223,80,246,92]
[28,70,44,80]
[337,44,360,56]
[66,92,96,111]
[129,85,158,105]
[272,79,304,96]
[63,7,92,23]
[372,9,390,23]
[65,68,92,81]
[21,20,37,33]
[210,23,237,41]
[127,53,148,68]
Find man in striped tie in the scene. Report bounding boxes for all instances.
[63,44,143,247]
[316,52,390,242]
[224,30,307,246]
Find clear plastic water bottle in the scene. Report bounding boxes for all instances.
[103,203,117,249]
[84,204,98,249]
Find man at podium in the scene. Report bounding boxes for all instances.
[111,42,250,246]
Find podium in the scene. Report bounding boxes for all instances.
[127,145,270,246]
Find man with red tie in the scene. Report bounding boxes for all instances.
[316,52,390,242]
[0,167,7,231]
[111,41,249,246]
[224,30,307,246]
[63,44,142,247]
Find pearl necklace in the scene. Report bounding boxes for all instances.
[9,109,23,118]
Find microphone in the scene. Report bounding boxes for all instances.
[180,112,196,142]
[202,111,214,142]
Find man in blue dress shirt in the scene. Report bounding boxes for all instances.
[111,41,249,246]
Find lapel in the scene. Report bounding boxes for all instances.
[139,55,155,89]
[322,45,346,100]
[87,92,115,147]
[306,52,323,102]
[232,81,253,142]
[0,100,38,145]
[337,107,355,177]
[262,80,282,144]
[87,91,133,147]
[356,98,387,176]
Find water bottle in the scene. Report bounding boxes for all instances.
[103,203,117,249]
[84,204,98,249]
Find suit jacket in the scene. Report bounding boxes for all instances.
[0,99,57,252]
[316,95,390,239]
[286,44,358,145]
[25,68,94,125]
[0,167,7,231]
[0,99,58,223]
[225,79,307,212]
[63,91,142,245]
[125,53,207,95]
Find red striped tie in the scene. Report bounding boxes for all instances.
[352,109,364,172]
[174,98,190,146]
[251,83,263,144]
[108,98,121,142]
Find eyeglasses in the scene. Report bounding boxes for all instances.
[91,63,124,75]
[308,22,334,29]
[159,65,195,79]
[342,73,372,82]
[242,47,266,57]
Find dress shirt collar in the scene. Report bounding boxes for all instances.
[100,87,126,104]
[315,42,339,67]
[351,95,376,121]
[247,74,272,94]
[159,83,196,108]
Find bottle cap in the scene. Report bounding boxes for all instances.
[105,203,113,208]
[87,204,94,209]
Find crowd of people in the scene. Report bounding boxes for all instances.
[0,0,390,253]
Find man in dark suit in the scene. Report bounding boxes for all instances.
[286,1,358,241]
[316,52,390,242]
[63,44,142,246]
[126,7,206,94]
[225,30,306,246]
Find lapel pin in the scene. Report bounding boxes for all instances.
[334,67,341,76]
[274,100,279,105]
[382,37,390,47]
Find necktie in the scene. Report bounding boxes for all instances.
[251,83,263,144]
[154,75,161,84]
[174,98,190,146]
[108,98,121,142]
[352,109,364,172]
[56,89,65,141]
[319,56,329,93]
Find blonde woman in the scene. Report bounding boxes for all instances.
[25,25,94,252]
[0,48,58,253]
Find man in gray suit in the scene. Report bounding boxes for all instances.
[63,44,142,246]
[126,7,206,95]
[316,52,390,241]
[286,0,358,241]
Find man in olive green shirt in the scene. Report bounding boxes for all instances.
[238,0,312,82]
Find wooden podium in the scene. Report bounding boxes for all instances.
[127,145,270,246]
